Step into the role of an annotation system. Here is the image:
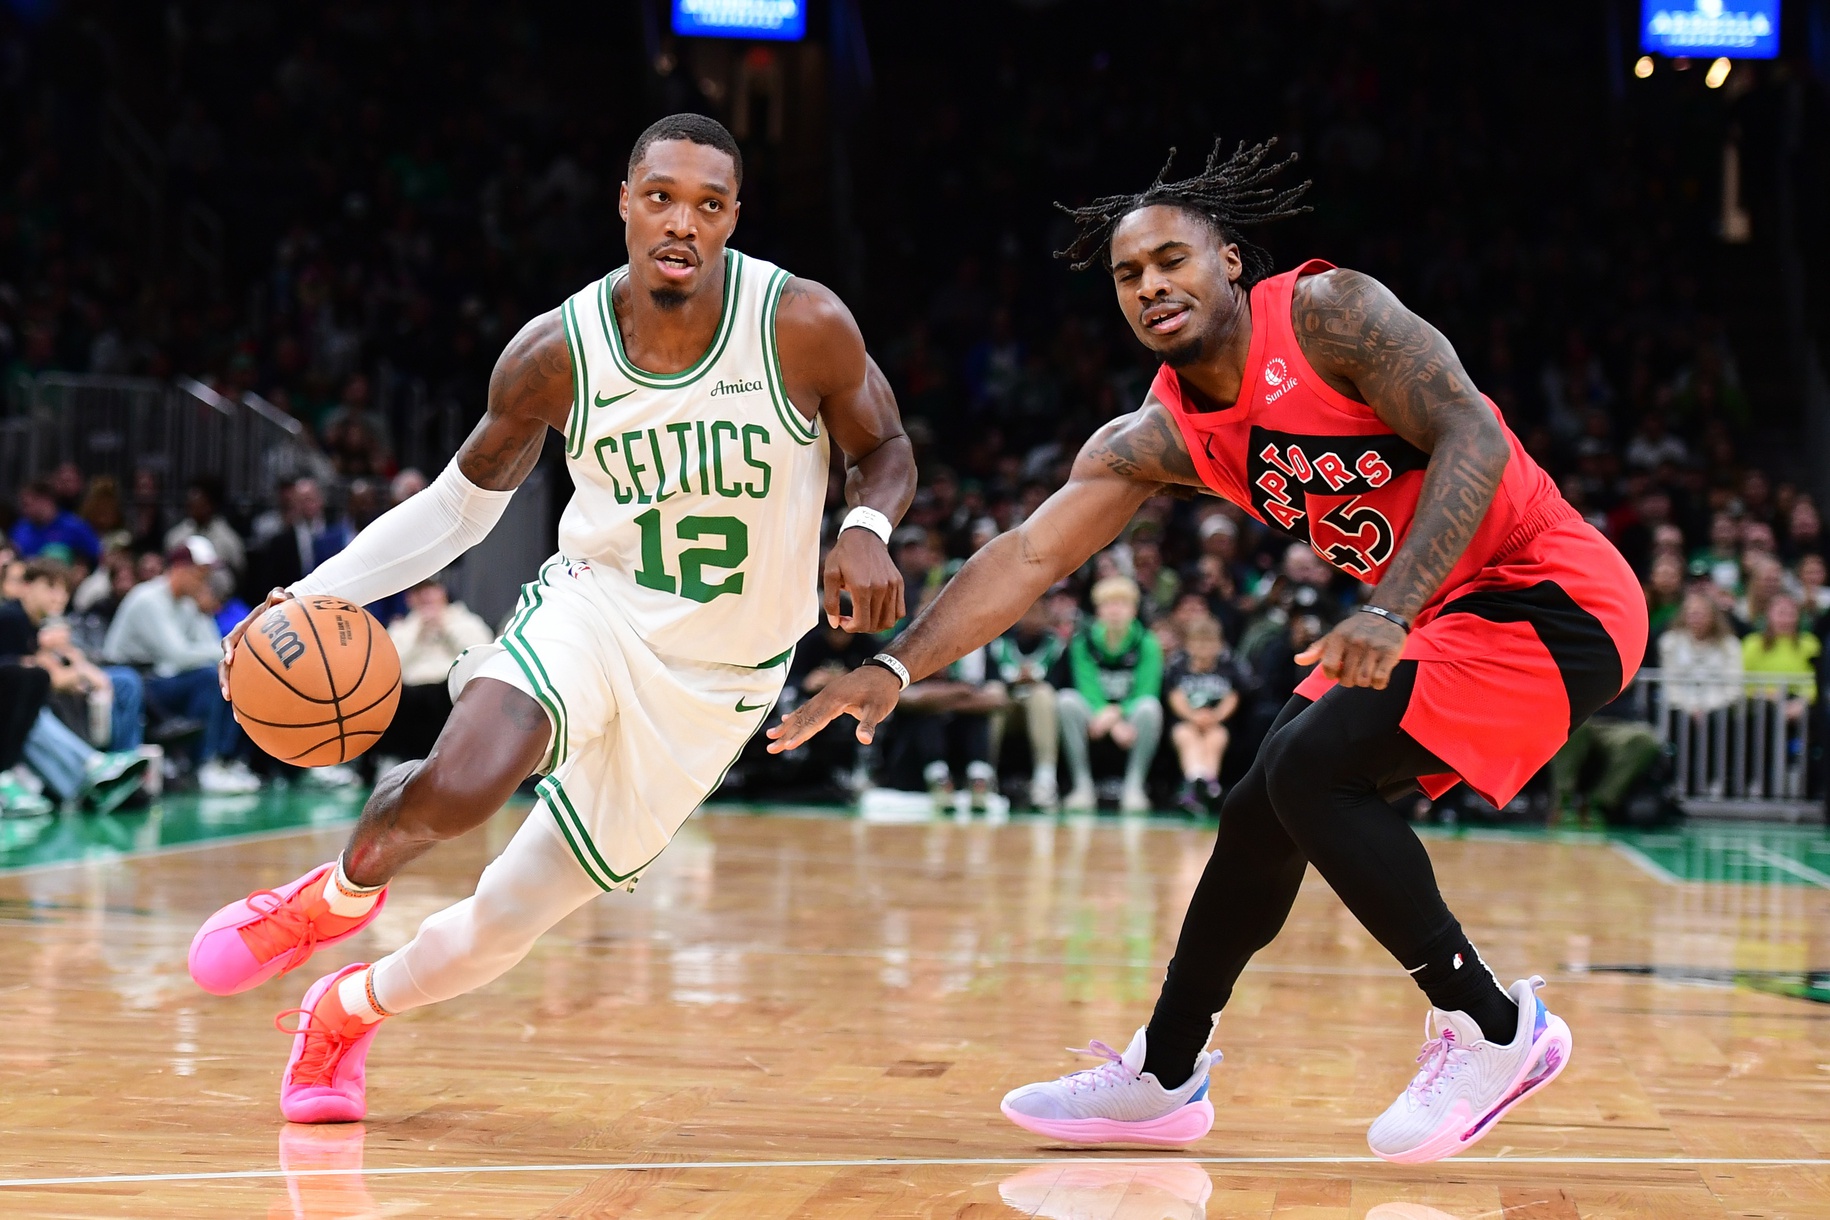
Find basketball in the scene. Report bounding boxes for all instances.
[228,595,401,767]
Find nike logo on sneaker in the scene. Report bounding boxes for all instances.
[736,697,772,713]
[594,389,636,408]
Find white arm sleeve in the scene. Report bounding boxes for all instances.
[289,462,515,606]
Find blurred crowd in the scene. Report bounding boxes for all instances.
[2,3,1827,818]
[0,468,491,810]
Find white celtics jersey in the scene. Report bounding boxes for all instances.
[554,249,829,667]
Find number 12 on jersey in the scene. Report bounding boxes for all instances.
[632,509,749,603]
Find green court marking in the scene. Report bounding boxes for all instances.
[1610,824,1830,887]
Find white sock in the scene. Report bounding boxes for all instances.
[336,966,387,1024]
[325,856,384,917]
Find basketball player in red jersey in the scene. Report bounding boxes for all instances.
[770,141,1646,1162]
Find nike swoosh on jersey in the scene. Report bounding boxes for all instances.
[735,697,772,713]
[594,389,636,408]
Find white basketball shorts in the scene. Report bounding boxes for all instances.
[447,554,791,890]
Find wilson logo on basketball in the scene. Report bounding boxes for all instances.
[258,611,307,669]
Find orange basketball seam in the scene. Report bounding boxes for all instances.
[242,632,340,704]
[293,600,350,763]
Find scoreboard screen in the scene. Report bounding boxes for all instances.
[1641,0,1780,57]
[672,0,807,41]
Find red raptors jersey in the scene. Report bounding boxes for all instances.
[1155,259,1564,607]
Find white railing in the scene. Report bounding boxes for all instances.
[1629,667,1818,821]
[5,373,311,516]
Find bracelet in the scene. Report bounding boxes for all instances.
[864,653,911,690]
[1358,604,1411,633]
[840,506,893,545]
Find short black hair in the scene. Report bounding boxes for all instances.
[1055,138,1312,288]
[628,113,743,190]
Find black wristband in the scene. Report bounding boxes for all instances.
[862,654,911,689]
[1357,604,1411,633]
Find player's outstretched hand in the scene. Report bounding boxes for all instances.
[823,528,905,633]
[767,664,902,753]
[1296,610,1407,690]
[219,587,294,699]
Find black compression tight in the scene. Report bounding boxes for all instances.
[1143,662,1516,1086]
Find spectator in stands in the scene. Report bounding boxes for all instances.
[245,477,335,598]
[989,597,1065,810]
[883,634,1008,812]
[1165,615,1245,816]
[782,618,881,797]
[1660,588,1744,792]
[1058,576,1163,814]
[0,660,54,814]
[1742,593,1819,709]
[1737,555,1783,634]
[1785,499,1824,565]
[320,374,394,479]
[15,695,149,814]
[1549,691,1663,827]
[164,476,246,579]
[0,559,143,752]
[1644,551,1686,657]
[1692,512,1742,593]
[1797,554,1829,633]
[104,538,259,794]
[10,479,100,567]
[374,579,493,767]
[78,476,131,552]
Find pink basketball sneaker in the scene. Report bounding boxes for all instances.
[1367,976,1572,1164]
[1000,1028,1216,1147]
[276,963,385,1124]
[189,862,386,995]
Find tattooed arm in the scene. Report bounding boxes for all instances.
[1290,267,1510,689]
[767,400,1200,750]
[220,312,571,693]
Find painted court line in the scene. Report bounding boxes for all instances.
[1741,842,1830,889]
[1610,841,1681,885]
[3,1154,1828,1188]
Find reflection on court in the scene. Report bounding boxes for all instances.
[0,803,1825,1216]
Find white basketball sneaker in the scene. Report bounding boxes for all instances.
[1000,1027,1216,1147]
[1367,976,1572,1164]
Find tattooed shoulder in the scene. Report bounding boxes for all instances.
[1083,397,1203,488]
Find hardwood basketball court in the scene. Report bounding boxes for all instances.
[0,794,1826,1218]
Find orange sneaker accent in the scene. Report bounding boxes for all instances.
[237,875,368,969]
[275,976,379,1089]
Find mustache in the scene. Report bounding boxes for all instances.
[647,242,700,263]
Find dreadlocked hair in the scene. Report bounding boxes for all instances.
[1054,137,1313,286]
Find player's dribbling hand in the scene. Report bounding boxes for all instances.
[823,528,905,633]
[219,587,295,699]
[766,664,902,753]
[1295,611,1406,690]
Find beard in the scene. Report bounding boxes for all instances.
[1161,333,1209,368]
[648,286,690,312]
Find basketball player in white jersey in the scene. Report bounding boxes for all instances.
[187,115,915,1123]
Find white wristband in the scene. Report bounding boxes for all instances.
[840,506,893,545]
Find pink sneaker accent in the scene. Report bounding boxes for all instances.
[1368,980,1575,1165]
[999,1097,1217,1148]
[188,862,386,996]
[277,964,383,1124]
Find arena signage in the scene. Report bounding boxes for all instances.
[1641,0,1780,57]
[672,0,806,41]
